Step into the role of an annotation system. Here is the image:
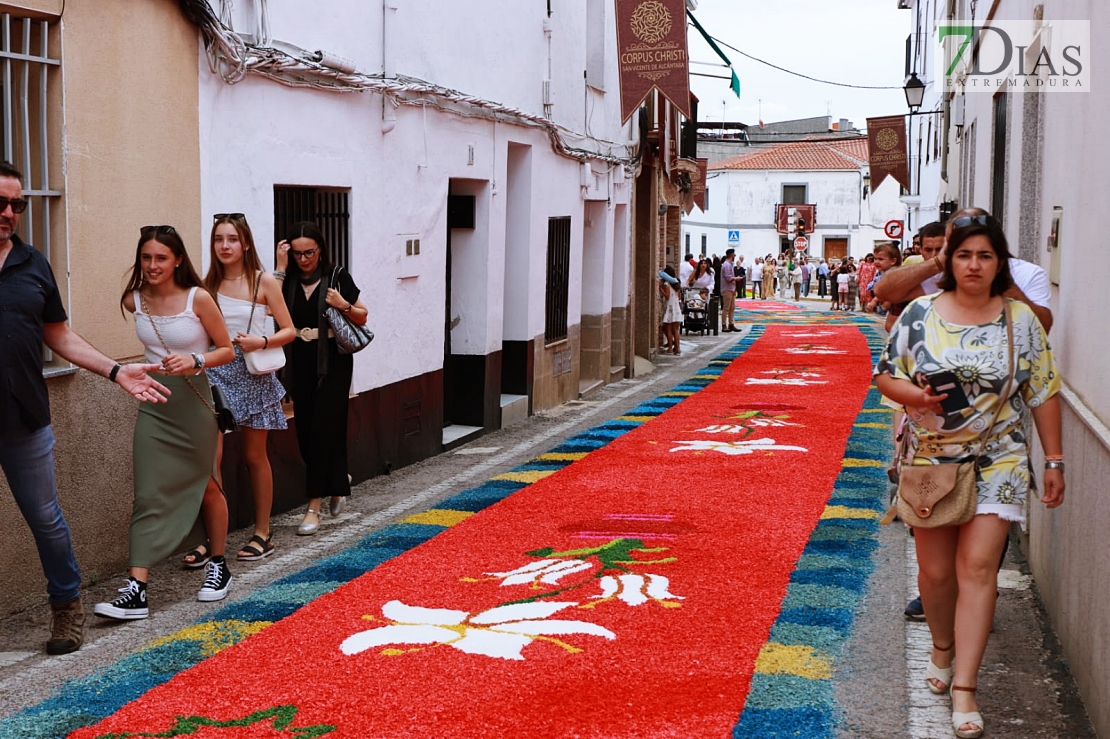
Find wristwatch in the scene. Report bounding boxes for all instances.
[191,352,205,369]
[1045,460,1065,472]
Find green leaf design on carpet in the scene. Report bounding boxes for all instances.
[93,705,335,739]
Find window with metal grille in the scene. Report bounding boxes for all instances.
[544,216,572,344]
[1,15,60,271]
[273,186,351,270]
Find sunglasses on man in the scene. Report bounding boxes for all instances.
[0,196,29,214]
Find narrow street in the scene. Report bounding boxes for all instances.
[0,303,1095,738]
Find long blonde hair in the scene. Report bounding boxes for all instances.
[204,214,264,296]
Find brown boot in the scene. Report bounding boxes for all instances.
[47,596,85,655]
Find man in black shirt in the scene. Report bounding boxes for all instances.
[0,161,168,654]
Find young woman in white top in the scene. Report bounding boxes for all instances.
[94,226,235,620]
[181,214,296,568]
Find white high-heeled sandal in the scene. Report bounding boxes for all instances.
[951,685,984,739]
[926,641,954,694]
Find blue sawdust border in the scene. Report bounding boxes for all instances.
[731,321,893,738]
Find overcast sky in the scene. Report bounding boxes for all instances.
[687,0,911,130]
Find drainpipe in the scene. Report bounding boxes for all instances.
[940,0,954,186]
[382,0,399,134]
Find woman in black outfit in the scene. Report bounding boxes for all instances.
[274,222,368,536]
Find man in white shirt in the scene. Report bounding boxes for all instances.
[679,253,695,285]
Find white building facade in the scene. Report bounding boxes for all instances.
[682,140,901,265]
[195,0,635,485]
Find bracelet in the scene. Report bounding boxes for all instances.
[1045,460,1065,472]
[342,303,353,314]
[272,270,286,280]
[933,255,943,271]
[1044,455,1065,461]
[108,363,122,383]
[263,336,269,349]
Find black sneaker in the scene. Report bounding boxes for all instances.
[94,578,149,620]
[904,595,926,621]
[197,558,232,602]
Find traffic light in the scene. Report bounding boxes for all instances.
[796,217,806,237]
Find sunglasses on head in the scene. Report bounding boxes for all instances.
[213,213,245,220]
[0,196,29,214]
[140,225,177,237]
[951,214,991,229]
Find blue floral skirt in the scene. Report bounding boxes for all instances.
[206,347,288,430]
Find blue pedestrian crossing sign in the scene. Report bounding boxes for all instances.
[727,230,740,244]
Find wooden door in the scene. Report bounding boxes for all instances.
[824,238,848,262]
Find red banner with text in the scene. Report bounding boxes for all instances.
[616,0,691,122]
[866,116,910,191]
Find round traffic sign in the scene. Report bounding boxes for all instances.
[793,236,809,251]
[884,220,904,239]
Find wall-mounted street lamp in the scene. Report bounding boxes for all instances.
[863,172,871,198]
[903,72,926,113]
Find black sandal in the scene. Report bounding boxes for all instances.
[182,542,210,569]
[236,534,275,562]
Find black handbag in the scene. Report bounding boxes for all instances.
[209,385,239,433]
[326,267,374,355]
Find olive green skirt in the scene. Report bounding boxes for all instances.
[130,373,218,569]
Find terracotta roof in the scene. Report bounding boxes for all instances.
[819,138,869,165]
[711,140,868,171]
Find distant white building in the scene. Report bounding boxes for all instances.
[681,139,901,264]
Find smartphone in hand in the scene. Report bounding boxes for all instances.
[926,370,971,414]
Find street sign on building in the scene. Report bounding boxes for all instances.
[884,220,904,239]
[728,230,740,244]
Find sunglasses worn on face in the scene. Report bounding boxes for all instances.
[292,248,319,259]
[213,213,245,220]
[951,215,990,229]
[140,225,177,236]
[0,196,29,214]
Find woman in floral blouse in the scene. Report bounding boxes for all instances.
[874,213,1064,739]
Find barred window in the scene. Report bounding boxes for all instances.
[544,216,571,344]
[2,14,61,264]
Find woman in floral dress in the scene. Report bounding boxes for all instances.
[874,213,1064,739]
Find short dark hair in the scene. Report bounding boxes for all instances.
[725,248,735,257]
[0,160,23,184]
[918,221,946,240]
[937,214,1013,295]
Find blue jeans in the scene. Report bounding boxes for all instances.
[0,424,81,602]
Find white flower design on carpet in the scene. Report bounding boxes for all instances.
[669,438,809,455]
[341,600,615,661]
[586,574,683,608]
[485,558,594,587]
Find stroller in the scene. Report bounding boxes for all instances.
[682,288,710,335]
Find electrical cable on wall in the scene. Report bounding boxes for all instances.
[177,0,636,168]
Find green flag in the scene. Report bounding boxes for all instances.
[687,10,741,99]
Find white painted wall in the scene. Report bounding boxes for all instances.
[198,0,631,394]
